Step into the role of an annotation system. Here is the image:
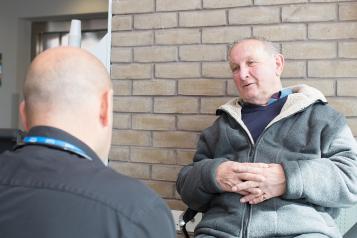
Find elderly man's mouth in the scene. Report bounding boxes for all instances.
[243,83,254,87]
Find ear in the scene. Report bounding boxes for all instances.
[274,53,285,77]
[19,100,30,131]
[99,89,113,127]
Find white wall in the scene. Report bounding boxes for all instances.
[0,0,108,128]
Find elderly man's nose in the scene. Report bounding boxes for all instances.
[239,67,249,80]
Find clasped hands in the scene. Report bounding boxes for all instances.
[216,161,286,205]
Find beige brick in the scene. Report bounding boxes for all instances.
[202,26,251,44]
[178,79,226,96]
[152,165,181,181]
[153,131,198,148]
[112,0,154,14]
[131,147,176,164]
[166,199,187,211]
[111,64,152,80]
[143,180,174,198]
[339,42,357,58]
[282,4,336,22]
[110,162,150,179]
[347,118,357,137]
[337,80,357,96]
[202,62,232,78]
[111,48,132,63]
[113,113,131,129]
[201,97,234,114]
[227,80,239,96]
[134,12,177,30]
[134,46,177,63]
[282,42,337,59]
[179,45,226,62]
[308,60,357,78]
[112,15,132,31]
[281,61,306,78]
[109,146,130,162]
[177,115,217,131]
[254,0,307,5]
[282,79,336,97]
[132,114,176,130]
[112,129,151,146]
[155,28,201,45]
[229,7,280,25]
[340,3,357,20]
[113,97,152,113]
[254,24,306,41]
[203,0,251,8]
[133,80,176,95]
[112,80,131,96]
[156,0,201,11]
[154,97,199,113]
[155,63,200,78]
[176,149,196,165]
[112,31,153,47]
[179,10,226,27]
[328,98,357,117]
[309,23,357,40]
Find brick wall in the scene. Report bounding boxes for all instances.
[110,0,357,211]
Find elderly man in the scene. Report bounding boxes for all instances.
[176,38,357,238]
[0,47,176,238]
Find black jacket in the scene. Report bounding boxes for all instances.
[0,126,175,238]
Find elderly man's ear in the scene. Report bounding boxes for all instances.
[99,89,113,127]
[275,54,285,77]
[19,101,30,131]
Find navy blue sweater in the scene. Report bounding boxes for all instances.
[241,96,288,142]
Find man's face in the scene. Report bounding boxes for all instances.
[229,40,283,105]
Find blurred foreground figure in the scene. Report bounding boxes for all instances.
[0,47,175,238]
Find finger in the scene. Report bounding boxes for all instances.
[235,180,260,191]
[236,172,265,182]
[240,193,260,203]
[249,193,268,205]
[238,190,249,195]
[245,187,263,195]
[233,164,268,174]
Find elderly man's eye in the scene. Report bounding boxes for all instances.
[232,67,240,73]
[230,64,240,73]
[247,60,256,66]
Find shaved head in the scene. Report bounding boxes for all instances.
[21,47,113,162]
[24,47,111,119]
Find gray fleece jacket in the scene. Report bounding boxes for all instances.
[176,85,357,238]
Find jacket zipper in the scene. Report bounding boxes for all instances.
[236,105,312,238]
[242,140,257,238]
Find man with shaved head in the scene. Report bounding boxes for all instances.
[0,47,176,238]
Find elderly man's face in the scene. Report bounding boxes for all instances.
[229,40,283,105]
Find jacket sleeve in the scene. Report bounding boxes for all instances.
[281,114,357,208]
[176,118,227,212]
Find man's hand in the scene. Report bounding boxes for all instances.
[236,163,286,204]
[216,161,268,195]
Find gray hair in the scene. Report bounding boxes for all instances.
[228,37,280,59]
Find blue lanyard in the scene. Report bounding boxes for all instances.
[23,136,92,161]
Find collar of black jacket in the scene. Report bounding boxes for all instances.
[23,126,103,165]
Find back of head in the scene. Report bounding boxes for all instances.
[24,47,111,123]
[22,47,113,160]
